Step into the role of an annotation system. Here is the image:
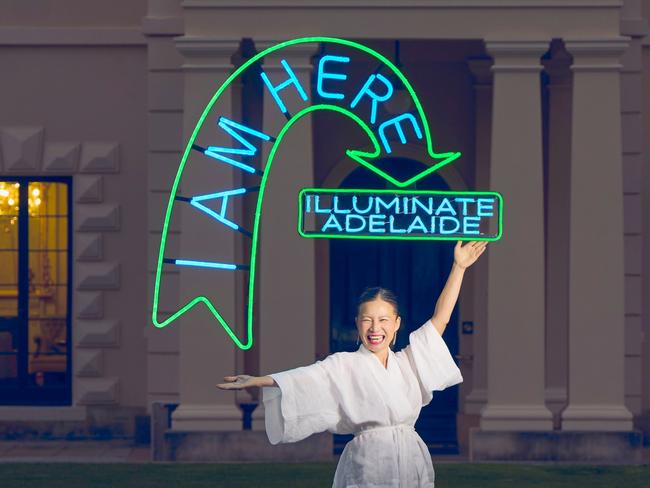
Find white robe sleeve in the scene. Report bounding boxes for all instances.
[397,319,463,407]
[261,354,342,445]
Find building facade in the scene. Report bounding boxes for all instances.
[0,0,649,461]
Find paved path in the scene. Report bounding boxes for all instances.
[0,441,150,463]
[0,441,648,464]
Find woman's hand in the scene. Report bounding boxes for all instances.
[216,374,259,390]
[454,240,487,269]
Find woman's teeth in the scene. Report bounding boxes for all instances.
[368,335,385,345]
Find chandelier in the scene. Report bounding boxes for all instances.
[0,182,42,229]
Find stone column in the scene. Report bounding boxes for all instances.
[229,40,265,429]
[143,0,184,412]
[256,42,318,380]
[561,39,633,431]
[171,38,242,431]
[542,48,572,426]
[464,58,492,416]
[479,41,553,431]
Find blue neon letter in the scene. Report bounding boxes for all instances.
[205,117,270,173]
[463,216,481,235]
[322,214,343,232]
[440,216,461,234]
[477,198,495,217]
[352,196,373,214]
[317,55,350,101]
[305,194,312,213]
[314,195,332,214]
[407,216,428,234]
[435,198,457,216]
[369,214,387,233]
[345,215,366,233]
[190,187,250,232]
[175,259,237,271]
[454,197,475,216]
[332,196,351,214]
[260,59,309,114]
[350,73,393,124]
[378,113,423,154]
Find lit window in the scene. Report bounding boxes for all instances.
[0,178,71,405]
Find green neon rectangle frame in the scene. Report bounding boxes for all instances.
[297,188,503,241]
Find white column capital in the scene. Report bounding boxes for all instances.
[564,38,629,71]
[175,37,241,71]
[467,58,493,85]
[485,40,549,72]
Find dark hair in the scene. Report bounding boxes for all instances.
[356,287,400,317]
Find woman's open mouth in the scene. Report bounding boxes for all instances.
[367,334,385,345]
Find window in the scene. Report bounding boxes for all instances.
[0,177,71,405]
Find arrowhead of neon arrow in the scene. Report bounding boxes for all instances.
[345,143,461,188]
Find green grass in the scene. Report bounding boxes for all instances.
[0,463,648,487]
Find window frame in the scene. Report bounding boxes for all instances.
[0,176,72,406]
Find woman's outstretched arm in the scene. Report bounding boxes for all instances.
[216,374,277,390]
[430,241,487,336]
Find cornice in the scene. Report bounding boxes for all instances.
[183,0,622,9]
[0,27,145,46]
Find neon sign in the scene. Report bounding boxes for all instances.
[300,189,502,240]
[153,37,503,350]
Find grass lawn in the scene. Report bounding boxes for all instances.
[0,463,648,487]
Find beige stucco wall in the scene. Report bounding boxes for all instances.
[0,0,647,447]
[0,1,149,433]
[168,0,645,446]
[0,0,145,27]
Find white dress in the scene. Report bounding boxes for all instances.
[262,319,463,487]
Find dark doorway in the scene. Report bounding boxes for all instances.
[330,158,460,454]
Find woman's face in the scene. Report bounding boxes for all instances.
[356,298,401,353]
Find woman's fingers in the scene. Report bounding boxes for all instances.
[458,241,490,249]
[216,375,241,389]
[217,374,256,390]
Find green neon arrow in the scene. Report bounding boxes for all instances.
[153,37,462,349]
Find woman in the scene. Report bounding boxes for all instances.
[217,240,487,487]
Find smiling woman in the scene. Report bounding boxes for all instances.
[216,241,487,487]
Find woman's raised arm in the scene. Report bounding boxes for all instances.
[430,241,487,336]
